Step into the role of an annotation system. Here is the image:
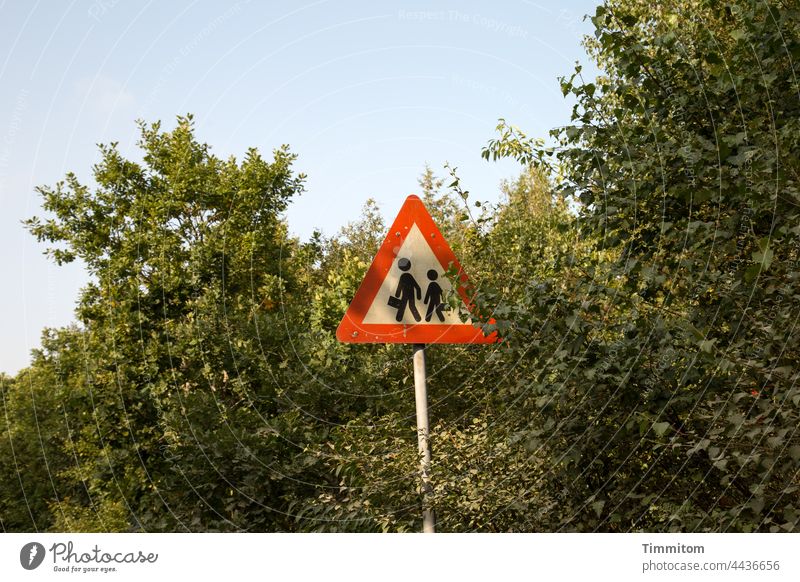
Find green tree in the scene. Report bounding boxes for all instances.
[482,0,800,531]
[19,115,311,531]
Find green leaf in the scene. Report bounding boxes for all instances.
[653,422,671,437]
[752,237,774,270]
[699,339,715,353]
[729,29,747,41]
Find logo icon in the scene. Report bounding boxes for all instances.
[20,542,46,570]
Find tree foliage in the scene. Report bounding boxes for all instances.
[2,0,798,533]
[477,0,800,531]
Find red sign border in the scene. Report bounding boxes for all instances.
[336,195,497,344]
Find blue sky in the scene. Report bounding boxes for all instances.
[0,0,600,374]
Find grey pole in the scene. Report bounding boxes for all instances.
[412,343,435,533]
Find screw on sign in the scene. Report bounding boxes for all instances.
[337,194,498,533]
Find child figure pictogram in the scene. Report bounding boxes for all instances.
[423,269,446,322]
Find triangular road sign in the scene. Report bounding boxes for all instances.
[336,195,497,344]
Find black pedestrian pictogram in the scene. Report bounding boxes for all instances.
[423,269,446,322]
[388,258,421,322]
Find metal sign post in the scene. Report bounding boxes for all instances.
[413,343,435,533]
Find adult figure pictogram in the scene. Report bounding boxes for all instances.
[388,257,421,322]
[423,269,446,322]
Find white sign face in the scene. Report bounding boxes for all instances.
[362,224,467,325]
